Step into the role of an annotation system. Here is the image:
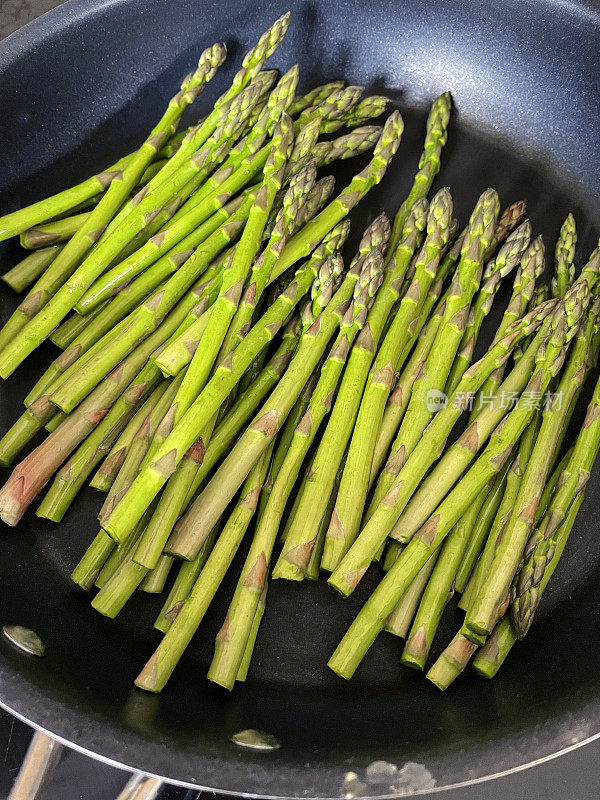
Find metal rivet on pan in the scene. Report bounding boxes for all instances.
[229,729,281,751]
[2,625,46,657]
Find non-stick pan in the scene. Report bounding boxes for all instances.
[0,0,599,796]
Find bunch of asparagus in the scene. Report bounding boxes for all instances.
[0,12,597,694]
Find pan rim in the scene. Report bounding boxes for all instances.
[2,693,600,798]
[1,0,600,796]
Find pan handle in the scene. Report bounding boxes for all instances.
[8,729,164,800]
[8,730,63,800]
[114,774,164,800]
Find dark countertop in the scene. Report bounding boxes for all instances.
[0,1,598,798]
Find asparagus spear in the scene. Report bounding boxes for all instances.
[23,196,250,405]
[473,496,583,678]
[453,450,514,594]
[384,267,554,552]
[50,302,110,350]
[114,14,290,204]
[294,86,364,133]
[324,189,452,568]
[552,213,577,298]
[0,153,133,242]
[20,212,91,249]
[444,221,532,395]
[263,238,392,579]
[167,248,383,560]
[327,298,556,598]
[0,280,215,524]
[383,553,438,638]
[366,191,499,522]
[80,66,299,314]
[132,317,301,572]
[399,464,512,670]
[102,116,405,544]
[369,288,445,482]
[320,96,389,134]
[1,246,64,295]
[217,162,316,362]
[135,445,273,691]
[0,44,226,374]
[308,126,382,171]
[465,287,595,638]
[387,92,452,255]
[36,379,171,521]
[468,236,544,423]
[287,81,345,116]
[425,432,578,688]
[281,200,429,574]
[328,290,585,679]
[139,554,174,593]
[510,353,600,637]
[154,526,218,632]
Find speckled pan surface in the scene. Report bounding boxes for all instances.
[0,0,599,796]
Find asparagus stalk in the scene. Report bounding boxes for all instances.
[400,471,506,669]
[154,525,219,633]
[132,317,301,571]
[217,162,316,362]
[181,319,302,511]
[425,431,575,689]
[328,291,584,680]
[80,66,299,314]
[167,249,382,561]
[385,300,556,552]
[453,451,515,594]
[2,246,63,294]
[102,116,405,543]
[465,287,595,638]
[281,200,429,574]
[387,92,452,255]
[20,212,90,249]
[444,222,532,395]
[468,236,544,423]
[552,213,577,299]
[294,86,364,133]
[366,191,500,521]
[510,353,600,637]
[369,288,445,482]
[135,445,273,691]
[45,198,257,416]
[235,584,267,681]
[0,280,213,524]
[327,298,556,598]
[473,495,583,678]
[287,81,345,116]
[262,237,392,579]
[0,44,226,373]
[324,189,453,568]
[36,379,170,521]
[49,301,110,349]
[31,197,249,405]
[383,553,438,638]
[139,554,173,593]
[320,96,389,134]
[71,529,117,591]
[0,153,133,242]
[110,14,290,213]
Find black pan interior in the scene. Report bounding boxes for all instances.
[0,0,599,796]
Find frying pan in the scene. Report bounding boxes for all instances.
[0,0,599,796]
